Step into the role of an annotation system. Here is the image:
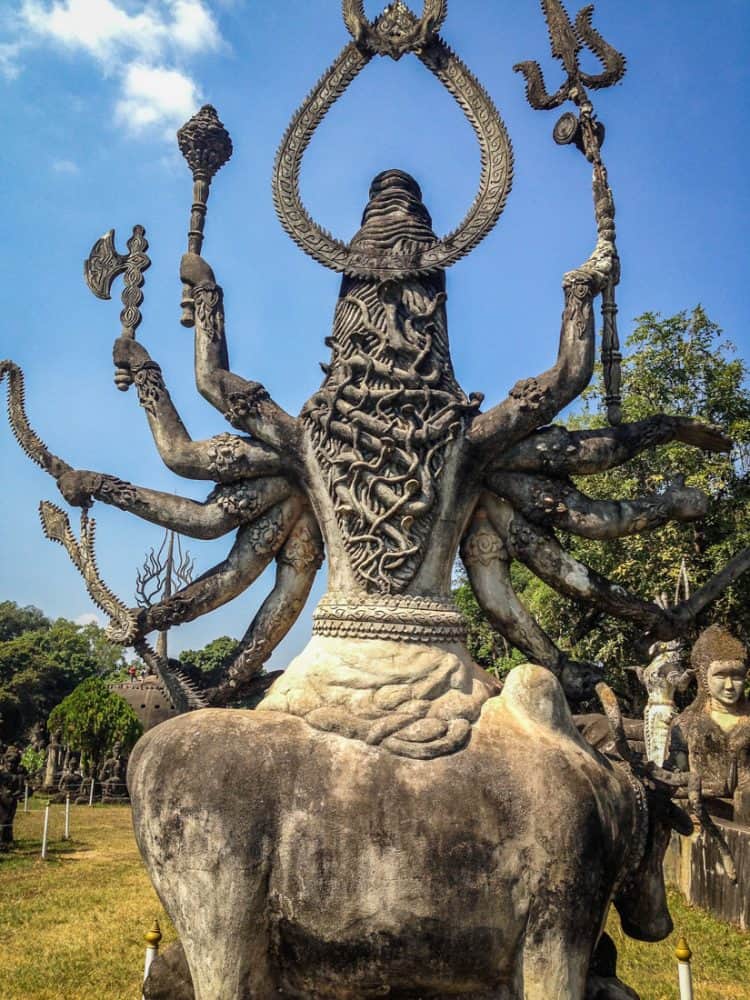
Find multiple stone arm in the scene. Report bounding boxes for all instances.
[180,254,301,456]
[135,495,304,636]
[482,493,681,637]
[56,469,294,540]
[489,470,708,540]
[113,337,286,481]
[493,416,731,477]
[209,507,324,705]
[461,504,599,698]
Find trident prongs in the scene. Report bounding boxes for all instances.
[84,225,151,390]
[514,2,626,126]
[516,0,625,426]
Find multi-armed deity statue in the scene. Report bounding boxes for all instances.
[3,2,749,998]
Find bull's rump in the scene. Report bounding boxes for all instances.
[129,705,621,997]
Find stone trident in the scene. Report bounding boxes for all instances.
[515,0,626,425]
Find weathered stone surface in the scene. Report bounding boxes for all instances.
[665,821,750,930]
[129,664,686,1000]
[669,626,750,824]
[143,942,194,1000]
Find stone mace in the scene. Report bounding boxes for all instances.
[177,105,233,328]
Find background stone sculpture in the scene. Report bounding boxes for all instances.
[2,2,750,998]
[670,625,750,825]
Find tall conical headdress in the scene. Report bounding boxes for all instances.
[272,2,513,280]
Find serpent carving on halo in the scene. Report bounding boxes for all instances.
[3,0,749,728]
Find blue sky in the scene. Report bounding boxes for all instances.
[1,0,749,664]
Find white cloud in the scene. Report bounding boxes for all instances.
[4,1,223,138]
[170,0,221,54]
[20,0,164,64]
[75,612,102,626]
[0,41,23,79]
[52,157,80,173]
[19,0,221,63]
[116,62,201,136]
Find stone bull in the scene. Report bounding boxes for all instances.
[132,664,691,1000]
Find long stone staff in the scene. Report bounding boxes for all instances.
[177,105,233,327]
[514,0,627,425]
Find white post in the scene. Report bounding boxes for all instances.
[676,935,694,1000]
[41,803,50,860]
[63,794,71,840]
[142,920,162,999]
[89,778,95,807]
[23,783,29,813]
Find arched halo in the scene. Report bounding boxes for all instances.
[272,2,513,280]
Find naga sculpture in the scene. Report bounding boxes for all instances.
[3,2,750,997]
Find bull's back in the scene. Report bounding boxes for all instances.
[128,695,622,997]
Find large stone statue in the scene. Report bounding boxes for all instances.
[2,2,749,998]
[670,625,750,824]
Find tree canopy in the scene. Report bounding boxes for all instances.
[0,605,128,743]
[48,677,142,772]
[180,636,239,685]
[457,307,750,700]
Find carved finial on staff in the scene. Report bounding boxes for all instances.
[177,105,233,327]
[515,1,626,425]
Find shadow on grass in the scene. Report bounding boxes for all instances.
[0,836,93,871]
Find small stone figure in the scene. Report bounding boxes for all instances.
[98,741,129,803]
[55,751,82,802]
[633,639,694,766]
[41,730,62,793]
[0,745,26,849]
[670,626,750,823]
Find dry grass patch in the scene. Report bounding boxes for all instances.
[1,800,748,999]
[1,801,175,1000]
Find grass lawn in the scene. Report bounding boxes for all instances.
[1,800,749,999]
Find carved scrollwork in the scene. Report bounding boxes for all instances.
[313,592,467,643]
[193,282,225,343]
[132,362,165,417]
[223,384,271,429]
[460,522,507,567]
[343,0,448,60]
[205,432,246,479]
[279,518,325,573]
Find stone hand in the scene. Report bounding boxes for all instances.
[561,658,604,702]
[673,419,732,453]
[662,477,709,521]
[180,253,216,289]
[57,469,103,508]
[113,337,155,392]
[563,235,617,296]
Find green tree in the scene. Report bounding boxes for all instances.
[0,606,128,743]
[48,678,142,773]
[20,745,45,777]
[459,307,750,694]
[0,602,49,642]
[180,636,239,684]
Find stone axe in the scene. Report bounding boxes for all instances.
[84,225,151,390]
[177,105,233,328]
